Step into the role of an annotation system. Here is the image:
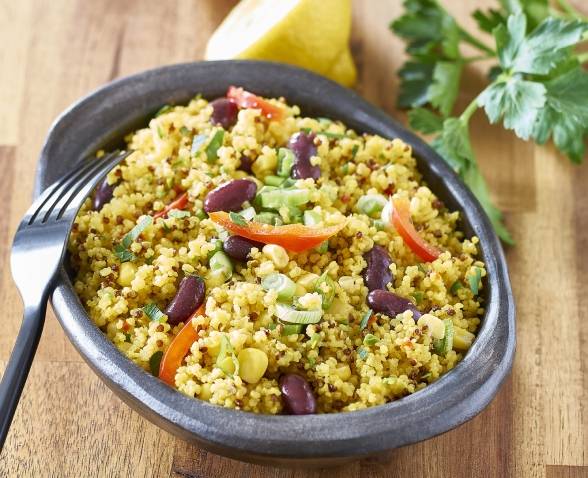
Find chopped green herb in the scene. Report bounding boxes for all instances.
[450,280,463,295]
[191,134,207,156]
[124,332,132,343]
[281,323,304,336]
[161,222,171,233]
[468,267,482,295]
[155,104,173,117]
[149,351,164,376]
[300,127,312,134]
[351,145,359,159]
[179,126,190,136]
[114,216,153,262]
[143,303,166,322]
[412,291,424,305]
[144,257,154,265]
[308,357,316,368]
[168,209,191,219]
[372,219,386,231]
[357,347,369,360]
[363,334,378,346]
[229,211,247,226]
[165,177,175,189]
[206,129,225,162]
[360,309,373,330]
[341,164,350,175]
[267,322,277,331]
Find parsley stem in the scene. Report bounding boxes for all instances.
[459,96,480,124]
[458,29,495,56]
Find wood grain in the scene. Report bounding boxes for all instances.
[0,0,586,476]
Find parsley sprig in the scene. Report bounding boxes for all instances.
[391,0,588,243]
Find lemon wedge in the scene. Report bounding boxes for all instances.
[205,0,357,87]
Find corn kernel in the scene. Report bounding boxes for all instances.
[453,326,475,350]
[417,314,445,340]
[199,383,212,400]
[117,262,137,287]
[262,244,289,269]
[238,348,269,384]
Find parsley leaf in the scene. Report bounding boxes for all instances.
[478,76,546,140]
[360,309,373,331]
[429,61,463,117]
[532,67,588,163]
[408,108,444,134]
[495,14,587,74]
[229,211,247,226]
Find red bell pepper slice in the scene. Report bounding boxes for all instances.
[153,192,189,220]
[208,211,347,253]
[388,197,440,262]
[226,86,284,120]
[158,304,204,386]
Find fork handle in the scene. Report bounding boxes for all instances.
[0,296,47,451]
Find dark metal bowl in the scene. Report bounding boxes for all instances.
[35,61,515,466]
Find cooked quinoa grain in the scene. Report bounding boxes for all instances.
[69,89,486,414]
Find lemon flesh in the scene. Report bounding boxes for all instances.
[205,0,356,87]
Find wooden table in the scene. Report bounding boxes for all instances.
[0,1,586,476]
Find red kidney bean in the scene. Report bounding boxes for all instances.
[223,235,264,261]
[238,155,253,174]
[93,177,116,211]
[203,179,257,213]
[363,245,393,292]
[279,374,317,415]
[165,275,206,325]
[367,290,421,320]
[210,98,239,129]
[288,132,320,180]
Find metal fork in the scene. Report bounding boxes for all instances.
[0,150,131,451]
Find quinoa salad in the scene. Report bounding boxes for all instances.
[69,87,486,414]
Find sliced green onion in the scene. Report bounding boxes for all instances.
[229,211,247,226]
[143,303,166,322]
[216,334,239,376]
[264,175,285,187]
[363,334,378,346]
[281,323,304,336]
[308,333,321,349]
[262,273,296,301]
[260,188,310,209]
[191,134,207,156]
[114,246,135,262]
[276,304,322,324]
[168,209,191,219]
[206,129,225,162]
[149,351,163,376]
[468,267,482,295]
[319,131,346,139]
[281,178,297,188]
[209,251,233,279]
[360,309,373,330]
[372,219,386,231]
[357,194,388,218]
[255,211,283,226]
[315,271,335,310]
[433,319,454,356]
[195,209,207,220]
[276,147,295,177]
[239,206,256,222]
[304,210,328,252]
[207,239,223,260]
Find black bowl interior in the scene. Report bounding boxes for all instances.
[36,61,515,466]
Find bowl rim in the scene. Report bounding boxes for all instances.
[37,60,515,462]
